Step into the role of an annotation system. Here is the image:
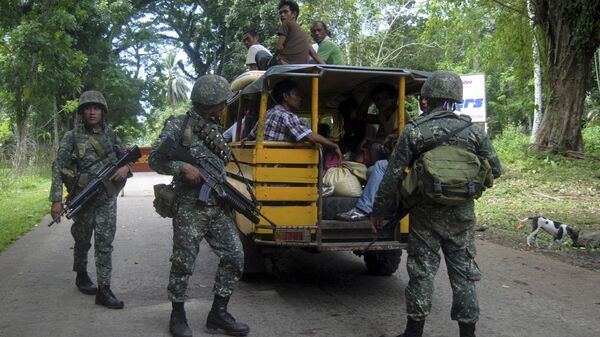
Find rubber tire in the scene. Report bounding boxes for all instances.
[239,231,265,279]
[321,196,359,220]
[364,250,402,276]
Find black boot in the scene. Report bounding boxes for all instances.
[170,302,192,337]
[75,272,97,295]
[206,295,250,336]
[95,285,124,309]
[459,322,476,337]
[393,317,424,337]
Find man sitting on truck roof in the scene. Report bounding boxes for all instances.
[271,1,324,66]
[245,79,341,159]
[243,29,272,71]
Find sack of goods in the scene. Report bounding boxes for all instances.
[402,145,494,206]
[230,70,264,92]
[153,183,178,218]
[323,164,363,198]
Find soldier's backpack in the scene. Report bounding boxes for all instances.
[401,114,494,206]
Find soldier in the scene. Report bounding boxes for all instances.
[49,90,130,309]
[149,75,249,337]
[371,71,502,337]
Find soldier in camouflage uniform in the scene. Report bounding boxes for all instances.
[371,71,502,337]
[50,90,130,309]
[149,75,249,337]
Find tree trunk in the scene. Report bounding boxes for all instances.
[533,0,600,157]
[535,50,589,155]
[12,106,30,173]
[528,0,543,143]
[53,97,59,153]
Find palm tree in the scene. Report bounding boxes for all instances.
[163,50,189,114]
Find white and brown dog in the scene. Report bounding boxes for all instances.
[524,216,579,248]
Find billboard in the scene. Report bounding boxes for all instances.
[457,73,487,123]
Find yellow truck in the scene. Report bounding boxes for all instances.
[225,65,428,276]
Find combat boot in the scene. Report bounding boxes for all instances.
[458,322,476,337]
[75,272,97,295]
[170,302,192,337]
[206,295,249,336]
[393,317,424,337]
[95,285,124,309]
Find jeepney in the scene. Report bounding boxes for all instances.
[225,65,429,276]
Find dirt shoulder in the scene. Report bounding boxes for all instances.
[476,226,600,272]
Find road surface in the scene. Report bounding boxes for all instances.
[0,173,598,337]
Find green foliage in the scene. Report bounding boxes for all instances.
[583,125,600,157]
[0,113,12,148]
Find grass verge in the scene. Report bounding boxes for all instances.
[474,125,600,269]
[0,170,50,252]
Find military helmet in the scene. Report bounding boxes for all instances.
[190,74,232,106]
[420,71,463,103]
[77,90,108,114]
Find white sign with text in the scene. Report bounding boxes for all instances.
[457,73,487,123]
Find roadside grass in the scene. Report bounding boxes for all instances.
[476,125,600,249]
[0,168,51,252]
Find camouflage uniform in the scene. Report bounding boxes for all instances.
[50,117,126,287]
[372,107,502,324]
[149,97,243,304]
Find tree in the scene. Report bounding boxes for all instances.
[420,0,534,136]
[531,0,600,157]
[0,1,85,171]
[163,51,190,112]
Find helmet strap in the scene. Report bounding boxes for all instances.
[442,100,456,112]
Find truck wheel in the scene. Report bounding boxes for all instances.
[239,232,265,279]
[364,250,402,276]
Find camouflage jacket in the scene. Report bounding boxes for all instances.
[49,124,126,202]
[372,107,503,216]
[149,111,229,204]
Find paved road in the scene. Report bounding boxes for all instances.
[1,173,599,337]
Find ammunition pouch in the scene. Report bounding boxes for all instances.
[153,183,178,218]
[60,167,79,194]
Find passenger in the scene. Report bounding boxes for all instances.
[337,97,366,160]
[246,79,341,159]
[335,84,408,221]
[335,158,388,221]
[242,29,271,71]
[357,82,404,165]
[310,21,345,65]
[271,1,324,66]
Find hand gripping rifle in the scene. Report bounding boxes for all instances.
[49,146,142,227]
[156,137,276,227]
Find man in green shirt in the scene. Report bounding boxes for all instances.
[311,21,345,65]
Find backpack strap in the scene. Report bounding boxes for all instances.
[178,112,192,146]
[421,120,472,153]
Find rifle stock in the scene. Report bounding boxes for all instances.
[49,146,141,227]
[156,137,264,225]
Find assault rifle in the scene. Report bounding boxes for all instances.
[49,146,142,227]
[362,207,410,253]
[156,137,275,226]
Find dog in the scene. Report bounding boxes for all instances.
[523,216,579,248]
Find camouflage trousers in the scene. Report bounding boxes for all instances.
[168,201,244,302]
[405,205,481,324]
[71,196,117,286]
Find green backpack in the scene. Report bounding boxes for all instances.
[401,115,494,206]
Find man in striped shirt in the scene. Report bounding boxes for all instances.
[246,79,341,159]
